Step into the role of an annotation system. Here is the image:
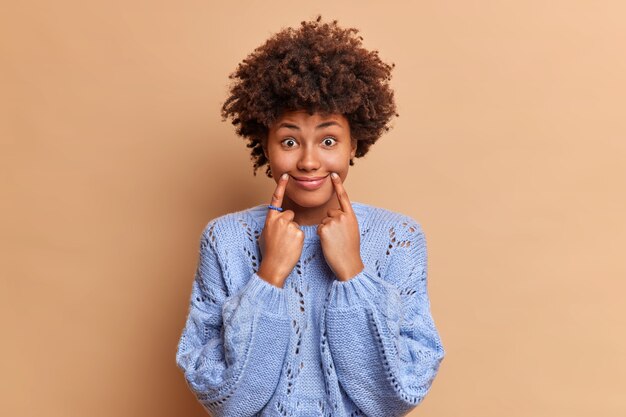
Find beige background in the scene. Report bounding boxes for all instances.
[1,1,625,416]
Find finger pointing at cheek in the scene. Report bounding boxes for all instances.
[318,172,364,281]
[330,172,354,216]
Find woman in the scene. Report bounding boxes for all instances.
[176,16,445,417]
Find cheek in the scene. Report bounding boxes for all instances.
[268,152,293,168]
[324,153,350,169]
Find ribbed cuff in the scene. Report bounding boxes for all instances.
[327,264,387,309]
[238,272,289,316]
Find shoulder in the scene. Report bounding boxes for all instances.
[355,201,425,238]
[199,204,266,251]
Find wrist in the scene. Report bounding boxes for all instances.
[257,262,287,287]
[335,259,365,282]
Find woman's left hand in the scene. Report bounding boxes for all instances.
[317,172,365,281]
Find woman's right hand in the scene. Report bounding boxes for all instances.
[257,173,304,287]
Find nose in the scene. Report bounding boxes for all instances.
[297,144,321,171]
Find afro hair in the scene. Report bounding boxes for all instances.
[220,15,399,177]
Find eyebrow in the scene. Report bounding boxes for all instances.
[276,121,343,131]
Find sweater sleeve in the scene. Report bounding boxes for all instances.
[323,219,445,417]
[175,220,291,417]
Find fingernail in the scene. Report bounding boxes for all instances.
[281,173,288,180]
[331,172,338,179]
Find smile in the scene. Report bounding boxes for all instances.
[291,175,328,190]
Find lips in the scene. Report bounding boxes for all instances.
[292,175,328,181]
[291,174,329,190]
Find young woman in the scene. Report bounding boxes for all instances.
[176,16,445,417]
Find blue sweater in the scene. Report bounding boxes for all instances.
[175,201,445,417]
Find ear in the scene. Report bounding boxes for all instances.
[350,137,357,158]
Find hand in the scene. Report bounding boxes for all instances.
[257,173,305,287]
[317,172,364,281]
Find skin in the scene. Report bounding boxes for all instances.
[257,110,365,287]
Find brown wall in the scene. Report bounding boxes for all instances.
[1,1,624,416]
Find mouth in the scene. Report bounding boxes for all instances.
[291,174,329,190]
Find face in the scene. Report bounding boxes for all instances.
[263,109,356,209]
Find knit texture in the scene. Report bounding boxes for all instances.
[175,201,445,417]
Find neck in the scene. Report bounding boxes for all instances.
[282,194,342,225]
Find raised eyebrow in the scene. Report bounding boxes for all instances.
[276,123,299,131]
[316,121,343,129]
[277,121,343,130]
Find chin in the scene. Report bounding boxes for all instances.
[286,190,333,208]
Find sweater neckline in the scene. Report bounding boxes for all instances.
[247,201,370,241]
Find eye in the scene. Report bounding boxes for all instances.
[281,137,297,148]
[322,136,337,147]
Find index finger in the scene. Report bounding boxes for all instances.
[330,172,354,215]
[269,173,289,212]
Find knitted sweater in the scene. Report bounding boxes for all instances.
[175,201,445,417]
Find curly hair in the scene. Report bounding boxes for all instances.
[220,15,399,177]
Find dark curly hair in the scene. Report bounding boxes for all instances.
[220,15,399,177]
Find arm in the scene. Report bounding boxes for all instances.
[175,220,291,417]
[323,219,445,417]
